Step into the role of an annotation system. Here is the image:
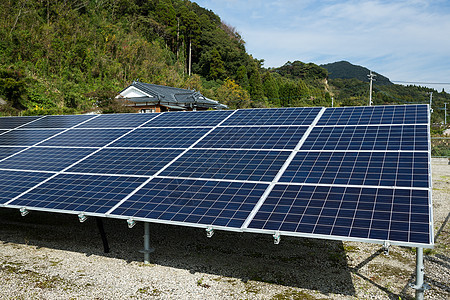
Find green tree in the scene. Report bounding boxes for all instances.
[0,68,27,109]
[209,48,225,80]
[215,78,251,109]
[262,71,279,105]
[236,65,249,91]
[248,63,264,101]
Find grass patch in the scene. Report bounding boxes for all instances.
[196,277,210,288]
[272,289,325,300]
[0,263,68,290]
[244,281,260,294]
[343,244,359,252]
[137,286,161,296]
[369,264,410,279]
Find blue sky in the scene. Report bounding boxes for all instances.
[195,0,450,91]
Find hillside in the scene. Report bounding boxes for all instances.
[0,0,448,127]
[321,61,392,85]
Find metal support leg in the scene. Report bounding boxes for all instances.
[415,247,424,300]
[411,247,431,300]
[95,217,109,253]
[140,222,154,264]
[144,222,150,264]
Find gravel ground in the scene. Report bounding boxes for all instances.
[0,158,448,300]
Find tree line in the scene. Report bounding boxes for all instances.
[0,0,448,127]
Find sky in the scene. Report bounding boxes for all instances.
[194,0,450,92]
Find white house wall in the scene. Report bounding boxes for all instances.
[117,86,153,98]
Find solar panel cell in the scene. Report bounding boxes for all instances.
[77,113,158,128]
[0,116,42,129]
[317,105,428,126]
[280,151,429,188]
[0,146,26,160]
[40,129,130,147]
[9,174,148,214]
[301,125,428,151]
[21,115,95,128]
[248,184,431,244]
[0,170,53,204]
[160,149,291,181]
[110,178,268,228]
[222,107,321,126]
[142,110,233,127]
[66,148,184,176]
[0,129,63,146]
[109,128,210,148]
[0,147,96,172]
[196,126,308,149]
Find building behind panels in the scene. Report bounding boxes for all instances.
[118,80,227,113]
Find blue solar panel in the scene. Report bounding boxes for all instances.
[40,129,130,147]
[0,146,26,160]
[0,129,62,146]
[21,115,95,128]
[222,107,321,126]
[0,170,54,204]
[109,128,210,148]
[317,105,428,126]
[9,174,148,214]
[110,178,268,228]
[77,113,158,128]
[196,126,309,149]
[248,185,431,244]
[142,110,233,127]
[0,105,433,247]
[0,116,42,129]
[0,147,96,172]
[160,149,290,181]
[66,148,184,176]
[301,125,428,151]
[280,151,429,188]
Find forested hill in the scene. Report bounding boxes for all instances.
[0,0,252,113]
[321,61,392,85]
[0,0,331,115]
[0,0,448,126]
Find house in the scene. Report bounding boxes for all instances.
[117,81,227,113]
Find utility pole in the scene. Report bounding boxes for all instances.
[188,39,192,76]
[445,102,447,125]
[331,96,334,108]
[368,71,376,106]
[429,92,433,113]
[176,15,180,60]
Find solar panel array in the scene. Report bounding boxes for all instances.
[0,105,433,247]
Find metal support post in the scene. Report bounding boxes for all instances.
[95,217,110,253]
[144,222,151,264]
[411,247,429,300]
[415,247,424,300]
[140,222,154,264]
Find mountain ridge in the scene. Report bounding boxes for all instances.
[321,61,393,85]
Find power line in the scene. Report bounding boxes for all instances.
[392,80,450,85]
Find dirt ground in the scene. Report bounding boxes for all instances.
[0,158,448,299]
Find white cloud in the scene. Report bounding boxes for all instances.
[195,0,450,90]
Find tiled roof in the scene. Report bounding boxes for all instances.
[121,81,227,110]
